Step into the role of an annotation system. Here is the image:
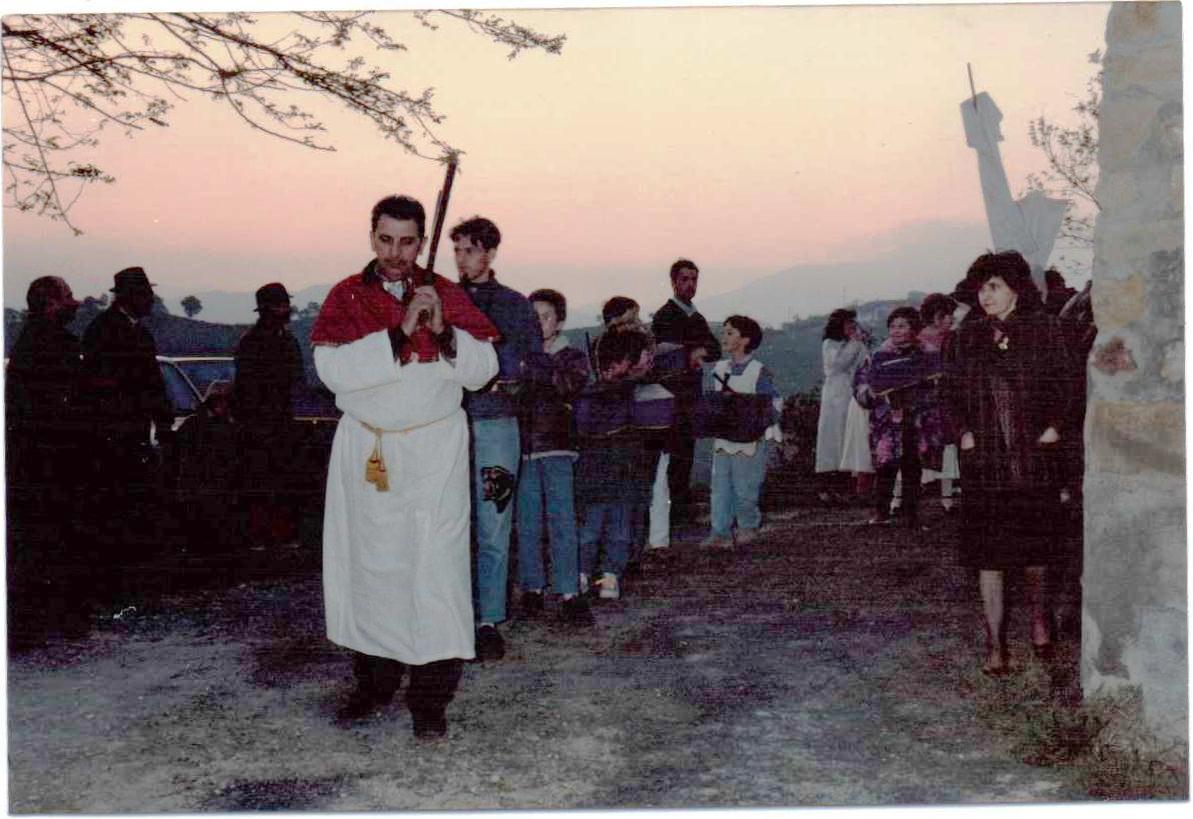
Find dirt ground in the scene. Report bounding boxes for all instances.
[5,494,1117,812]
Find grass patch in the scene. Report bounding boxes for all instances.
[977,668,1188,800]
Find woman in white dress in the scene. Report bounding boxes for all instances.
[814,308,868,504]
[838,334,874,496]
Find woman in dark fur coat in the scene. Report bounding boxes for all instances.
[946,251,1073,675]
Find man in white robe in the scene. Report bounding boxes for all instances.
[312,195,498,738]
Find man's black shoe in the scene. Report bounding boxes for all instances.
[412,710,448,740]
[560,595,595,627]
[336,689,393,722]
[475,624,505,661]
[521,591,545,618]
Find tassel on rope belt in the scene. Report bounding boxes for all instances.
[358,414,454,492]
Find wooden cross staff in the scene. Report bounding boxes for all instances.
[425,152,460,276]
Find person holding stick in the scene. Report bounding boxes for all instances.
[853,306,945,529]
[311,194,499,737]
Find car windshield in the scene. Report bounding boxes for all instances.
[174,359,236,397]
[160,363,199,415]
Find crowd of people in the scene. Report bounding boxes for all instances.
[305,194,785,736]
[6,189,1096,740]
[813,250,1095,676]
[5,268,309,648]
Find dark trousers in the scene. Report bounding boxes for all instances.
[352,652,463,718]
[6,448,93,647]
[667,414,696,520]
[875,423,922,521]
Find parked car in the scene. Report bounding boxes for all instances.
[162,356,237,406]
[158,356,226,430]
[158,355,341,503]
[158,354,340,425]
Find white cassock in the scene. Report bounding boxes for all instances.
[315,328,497,664]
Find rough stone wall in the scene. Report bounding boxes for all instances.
[1083,1,1185,745]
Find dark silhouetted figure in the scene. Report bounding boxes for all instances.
[80,266,175,588]
[234,282,304,550]
[6,276,90,646]
[174,380,241,559]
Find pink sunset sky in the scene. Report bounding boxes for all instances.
[2,1,1111,322]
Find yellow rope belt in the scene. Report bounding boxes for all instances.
[358,414,452,492]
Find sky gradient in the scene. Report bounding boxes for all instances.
[2,1,1112,321]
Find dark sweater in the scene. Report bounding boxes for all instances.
[462,275,542,419]
[651,297,721,403]
[81,306,172,447]
[234,321,303,425]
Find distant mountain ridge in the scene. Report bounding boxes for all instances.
[564,219,990,328]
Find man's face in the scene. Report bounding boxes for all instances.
[124,286,155,319]
[453,236,494,284]
[672,267,699,303]
[263,301,292,325]
[370,215,425,282]
[46,278,79,325]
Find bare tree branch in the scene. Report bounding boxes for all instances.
[2,11,565,231]
[1023,50,1102,259]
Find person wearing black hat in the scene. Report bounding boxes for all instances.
[80,266,176,578]
[233,282,304,550]
[81,266,173,452]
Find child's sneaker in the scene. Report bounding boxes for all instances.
[596,572,620,600]
[734,528,759,546]
[699,532,734,550]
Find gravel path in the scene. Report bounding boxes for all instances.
[6,500,1091,811]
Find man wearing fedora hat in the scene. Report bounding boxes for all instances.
[80,266,175,576]
[81,266,173,450]
[233,282,304,550]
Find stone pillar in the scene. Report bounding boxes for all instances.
[1083,2,1185,746]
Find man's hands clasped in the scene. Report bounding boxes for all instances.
[401,285,445,336]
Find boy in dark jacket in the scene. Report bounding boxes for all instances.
[574,324,656,602]
[515,289,593,626]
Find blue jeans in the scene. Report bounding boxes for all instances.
[515,455,580,596]
[579,502,631,579]
[710,441,768,538]
[471,416,521,624]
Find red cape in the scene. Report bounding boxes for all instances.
[311,263,500,363]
